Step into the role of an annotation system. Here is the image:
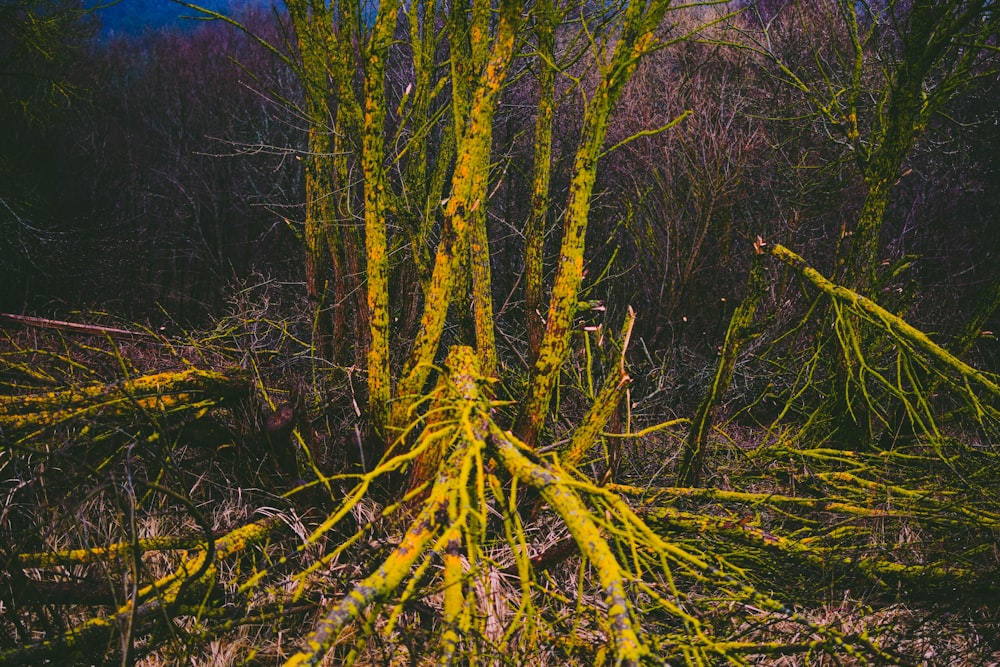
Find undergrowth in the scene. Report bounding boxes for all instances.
[1,273,999,666]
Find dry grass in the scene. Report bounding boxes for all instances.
[2,279,999,666]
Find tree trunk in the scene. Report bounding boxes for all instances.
[516,0,675,449]
[524,0,558,364]
[677,253,766,487]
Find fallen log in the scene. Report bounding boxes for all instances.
[16,534,211,568]
[0,368,248,444]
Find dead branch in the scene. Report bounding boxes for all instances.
[0,313,154,339]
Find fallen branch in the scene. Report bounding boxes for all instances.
[16,534,210,568]
[643,505,990,596]
[0,313,153,339]
[0,368,247,443]
[490,423,644,667]
[286,347,484,666]
[770,244,1000,400]
[0,517,281,667]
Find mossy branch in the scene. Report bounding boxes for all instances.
[0,517,280,667]
[770,243,1000,400]
[288,346,486,666]
[0,368,247,443]
[678,253,766,487]
[561,307,635,469]
[489,424,644,667]
[16,534,209,568]
[285,485,450,666]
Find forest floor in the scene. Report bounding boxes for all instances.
[2,299,999,666]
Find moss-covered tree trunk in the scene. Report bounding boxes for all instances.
[516,0,676,449]
[523,0,558,364]
[460,0,498,379]
[362,0,401,441]
[283,0,370,367]
[389,0,524,436]
[286,1,334,316]
[677,252,766,487]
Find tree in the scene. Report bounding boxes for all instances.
[743,0,1000,446]
[746,0,1000,291]
[6,2,1000,664]
[272,1,739,663]
[513,0,682,448]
